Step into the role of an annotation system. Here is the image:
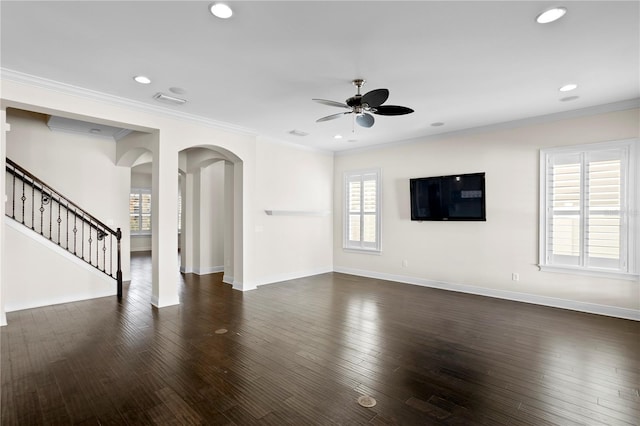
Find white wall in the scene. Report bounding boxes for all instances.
[4,219,115,312]
[255,138,334,284]
[334,108,640,315]
[5,109,131,281]
[192,161,225,274]
[1,76,336,313]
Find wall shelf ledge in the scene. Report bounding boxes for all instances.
[265,210,331,217]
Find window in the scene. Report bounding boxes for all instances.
[130,188,151,234]
[344,169,381,252]
[540,139,638,279]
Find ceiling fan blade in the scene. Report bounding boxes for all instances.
[312,99,350,109]
[316,112,351,122]
[361,89,389,108]
[356,113,375,128]
[373,105,414,116]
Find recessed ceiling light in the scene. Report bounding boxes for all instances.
[133,75,151,84]
[210,3,233,19]
[536,7,567,24]
[334,134,343,139]
[559,83,578,92]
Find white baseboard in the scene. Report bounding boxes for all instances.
[193,265,224,275]
[257,266,334,287]
[130,246,152,252]
[232,280,257,292]
[0,312,7,327]
[333,266,640,321]
[222,275,233,285]
[151,294,180,308]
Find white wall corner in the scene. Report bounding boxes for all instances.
[257,266,334,287]
[222,275,234,285]
[151,294,180,309]
[232,280,257,292]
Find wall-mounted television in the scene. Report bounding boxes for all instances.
[410,172,486,221]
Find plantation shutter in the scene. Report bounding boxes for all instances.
[345,170,380,251]
[543,146,629,272]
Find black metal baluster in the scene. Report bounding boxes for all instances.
[20,171,25,225]
[94,225,98,268]
[49,187,53,240]
[57,195,61,245]
[11,165,15,219]
[31,177,35,230]
[39,191,44,236]
[88,218,92,265]
[73,209,78,255]
[102,229,107,273]
[110,233,113,277]
[66,201,69,250]
[81,212,85,260]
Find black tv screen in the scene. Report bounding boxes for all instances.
[410,172,486,221]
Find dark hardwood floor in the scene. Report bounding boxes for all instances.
[2,252,639,425]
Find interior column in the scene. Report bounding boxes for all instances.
[151,132,180,308]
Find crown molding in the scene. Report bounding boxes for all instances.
[337,98,640,157]
[1,68,258,137]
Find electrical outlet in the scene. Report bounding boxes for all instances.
[402,260,408,268]
[512,273,520,281]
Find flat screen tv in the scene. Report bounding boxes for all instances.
[410,172,486,221]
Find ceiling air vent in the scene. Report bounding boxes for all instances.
[288,129,309,137]
[153,92,187,105]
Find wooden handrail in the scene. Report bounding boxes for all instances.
[6,158,118,235]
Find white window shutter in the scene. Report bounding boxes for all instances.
[540,139,637,279]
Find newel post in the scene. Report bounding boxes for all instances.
[116,227,123,299]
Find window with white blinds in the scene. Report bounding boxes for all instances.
[540,140,638,279]
[344,169,381,252]
[130,188,152,235]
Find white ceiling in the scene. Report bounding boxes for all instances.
[1,1,638,152]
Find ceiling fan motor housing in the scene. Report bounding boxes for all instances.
[346,95,362,107]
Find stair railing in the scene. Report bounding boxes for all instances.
[5,158,123,298]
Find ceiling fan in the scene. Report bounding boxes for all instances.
[313,79,414,128]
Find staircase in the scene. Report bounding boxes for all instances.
[5,158,123,298]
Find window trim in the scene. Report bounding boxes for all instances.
[539,139,639,280]
[343,168,381,253]
[130,187,152,236]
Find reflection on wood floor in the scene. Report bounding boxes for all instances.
[2,251,639,424]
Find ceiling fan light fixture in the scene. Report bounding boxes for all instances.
[210,3,233,19]
[536,7,567,24]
